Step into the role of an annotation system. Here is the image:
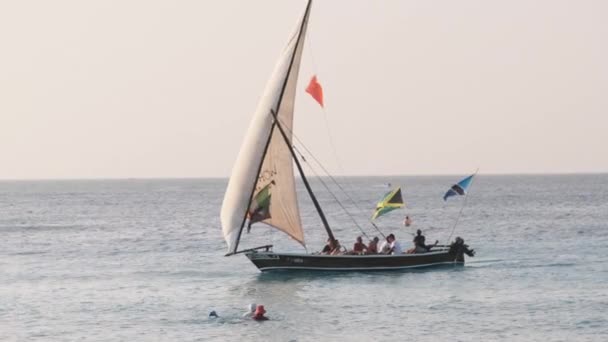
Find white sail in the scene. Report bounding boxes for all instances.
[220,1,311,253]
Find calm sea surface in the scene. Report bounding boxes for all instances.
[1,175,607,341]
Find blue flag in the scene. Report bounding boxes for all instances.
[443,174,475,201]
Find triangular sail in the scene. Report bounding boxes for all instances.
[220,1,312,254]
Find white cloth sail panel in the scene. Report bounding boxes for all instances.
[220,3,311,253]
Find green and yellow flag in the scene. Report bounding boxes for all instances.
[371,187,404,220]
[247,182,273,224]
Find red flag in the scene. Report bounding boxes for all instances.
[305,75,324,108]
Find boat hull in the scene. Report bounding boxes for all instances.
[245,249,463,272]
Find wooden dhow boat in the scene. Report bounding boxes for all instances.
[220,0,475,272]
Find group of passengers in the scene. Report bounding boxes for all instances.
[320,229,438,255]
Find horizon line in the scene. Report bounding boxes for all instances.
[0,171,606,182]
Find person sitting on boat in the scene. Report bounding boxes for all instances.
[379,234,402,255]
[252,305,269,321]
[321,238,342,255]
[412,229,438,253]
[331,240,343,255]
[367,236,379,254]
[388,234,403,254]
[352,236,368,255]
[379,236,392,254]
[321,238,333,254]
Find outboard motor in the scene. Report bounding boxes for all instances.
[449,237,475,262]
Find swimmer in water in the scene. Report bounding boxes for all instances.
[243,303,257,318]
[252,305,269,321]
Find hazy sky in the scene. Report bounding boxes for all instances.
[1,0,606,179]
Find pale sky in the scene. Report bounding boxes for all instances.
[1,0,606,179]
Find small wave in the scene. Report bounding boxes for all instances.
[10,251,48,256]
[177,315,280,326]
[499,261,578,269]
[536,262,578,268]
[0,224,92,232]
[467,258,504,264]
[466,257,580,269]
[465,258,512,268]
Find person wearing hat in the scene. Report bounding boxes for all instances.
[243,303,257,318]
[252,305,269,321]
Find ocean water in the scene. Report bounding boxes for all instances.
[1,175,607,341]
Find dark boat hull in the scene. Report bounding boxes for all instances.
[245,248,464,272]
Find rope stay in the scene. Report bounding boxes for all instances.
[279,27,388,242]
[292,145,370,240]
[276,114,385,240]
[289,130,388,239]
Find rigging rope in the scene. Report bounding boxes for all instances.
[275,115,386,240]
[305,27,344,177]
[290,127,387,239]
[265,27,388,242]
[292,145,370,240]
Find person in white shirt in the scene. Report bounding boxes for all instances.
[389,234,403,254]
[379,236,392,254]
[379,234,402,255]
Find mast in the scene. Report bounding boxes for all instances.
[229,0,314,254]
[230,124,277,254]
[271,109,336,243]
